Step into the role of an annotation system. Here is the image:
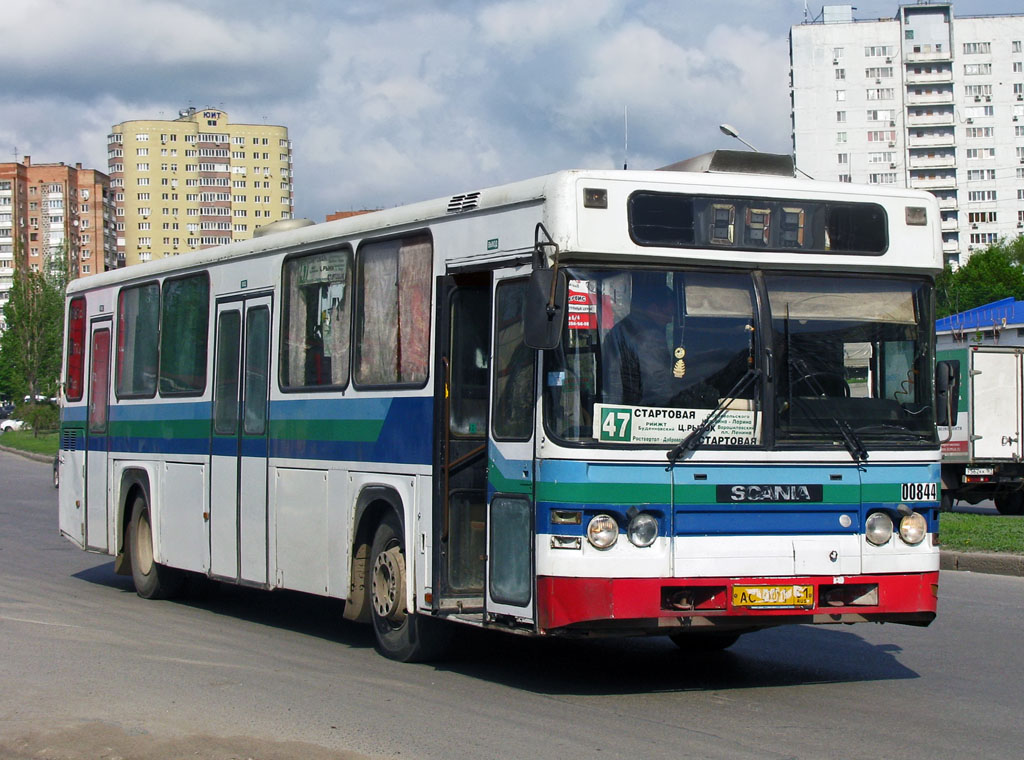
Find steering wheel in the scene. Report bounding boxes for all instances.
[791,371,850,398]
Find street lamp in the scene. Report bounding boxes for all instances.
[719,123,760,152]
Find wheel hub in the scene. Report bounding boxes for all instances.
[372,542,406,625]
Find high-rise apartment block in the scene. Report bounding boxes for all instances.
[790,3,1024,265]
[0,156,116,308]
[109,107,293,267]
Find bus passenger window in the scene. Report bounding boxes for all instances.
[281,248,352,389]
[160,274,209,395]
[116,282,159,398]
[355,235,432,387]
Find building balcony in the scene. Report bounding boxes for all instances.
[904,70,954,84]
[941,218,959,231]
[906,91,954,106]
[905,50,953,64]
[910,175,957,190]
[936,196,959,211]
[907,112,955,127]
[909,155,957,170]
[908,132,956,148]
[943,240,961,254]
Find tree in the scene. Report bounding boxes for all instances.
[936,238,1024,318]
[0,243,69,406]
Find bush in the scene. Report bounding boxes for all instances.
[13,402,59,436]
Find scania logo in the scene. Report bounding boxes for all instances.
[716,484,824,503]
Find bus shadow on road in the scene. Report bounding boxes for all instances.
[436,624,920,695]
[72,560,377,650]
[73,561,918,694]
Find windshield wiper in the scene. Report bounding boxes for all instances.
[667,369,761,467]
[791,359,868,464]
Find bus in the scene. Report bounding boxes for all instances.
[58,150,948,661]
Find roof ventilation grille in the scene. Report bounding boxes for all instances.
[447,192,480,214]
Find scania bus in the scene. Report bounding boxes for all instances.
[58,150,948,661]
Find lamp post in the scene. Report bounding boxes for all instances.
[719,123,814,179]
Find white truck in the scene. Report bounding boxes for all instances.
[937,345,1024,515]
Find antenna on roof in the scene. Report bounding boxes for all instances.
[623,106,628,170]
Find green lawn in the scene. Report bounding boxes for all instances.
[941,513,1024,555]
[0,429,59,457]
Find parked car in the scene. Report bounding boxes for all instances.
[0,418,25,433]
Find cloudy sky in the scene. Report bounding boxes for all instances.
[1,0,1021,220]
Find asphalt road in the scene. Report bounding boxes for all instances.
[2,450,1022,760]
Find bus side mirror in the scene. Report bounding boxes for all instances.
[935,359,960,427]
[523,268,567,350]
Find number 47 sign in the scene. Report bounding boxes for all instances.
[599,407,633,441]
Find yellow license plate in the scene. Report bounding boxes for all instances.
[732,584,814,609]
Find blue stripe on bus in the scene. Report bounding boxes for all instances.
[109,401,212,421]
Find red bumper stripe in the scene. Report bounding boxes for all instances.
[536,572,939,631]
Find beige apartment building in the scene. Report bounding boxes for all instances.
[109,107,293,267]
[0,157,116,313]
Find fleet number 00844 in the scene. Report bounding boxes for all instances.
[900,482,937,502]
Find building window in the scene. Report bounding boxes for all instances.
[837,153,849,164]
[836,132,847,143]
[1013,41,1022,53]
[1014,62,1023,74]
[963,42,991,54]
[964,63,992,76]
[836,111,847,123]
[835,68,846,80]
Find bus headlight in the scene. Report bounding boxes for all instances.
[627,512,659,548]
[899,511,927,545]
[587,514,619,549]
[865,511,893,546]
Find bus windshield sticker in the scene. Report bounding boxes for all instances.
[594,403,760,445]
[567,279,597,330]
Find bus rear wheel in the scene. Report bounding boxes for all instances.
[669,631,743,652]
[128,494,183,599]
[369,512,451,662]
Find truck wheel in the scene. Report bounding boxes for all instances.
[940,491,954,512]
[369,512,451,662]
[994,493,1024,516]
[128,494,183,599]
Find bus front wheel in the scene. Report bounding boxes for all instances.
[369,512,451,662]
[128,494,183,599]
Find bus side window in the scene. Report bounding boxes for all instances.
[160,274,209,395]
[281,248,352,390]
[493,280,535,441]
[116,282,159,398]
[354,235,432,387]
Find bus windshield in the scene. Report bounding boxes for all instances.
[542,267,936,449]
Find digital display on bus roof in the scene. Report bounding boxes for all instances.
[628,191,888,255]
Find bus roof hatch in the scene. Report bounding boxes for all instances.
[658,150,795,177]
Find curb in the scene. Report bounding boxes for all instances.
[940,550,1024,577]
[0,443,54,464]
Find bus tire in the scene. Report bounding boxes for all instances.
[369,512,451,662]
[669,631,742,652]
[940,491,954,512]
[128,494,183,599]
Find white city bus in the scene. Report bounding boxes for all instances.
[59,151,947,661]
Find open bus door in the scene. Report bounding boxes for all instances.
[433,267,536,627]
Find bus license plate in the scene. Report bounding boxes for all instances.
[732,585,814,609]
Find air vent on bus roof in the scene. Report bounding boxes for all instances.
[447,192,480,214]
[659,150,795,177]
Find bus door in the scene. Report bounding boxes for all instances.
[209,294,273,585]
[433,273,492,615]
[84,319,112,552]
[485,272,535,624]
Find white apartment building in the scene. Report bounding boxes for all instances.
[790,3,1024,265]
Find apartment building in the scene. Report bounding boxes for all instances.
[0,157,116,308]
[109,107,293,267]
[790,3,1024,265]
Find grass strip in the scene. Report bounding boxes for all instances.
[941,513,1024,555]
[0,429,59,457]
